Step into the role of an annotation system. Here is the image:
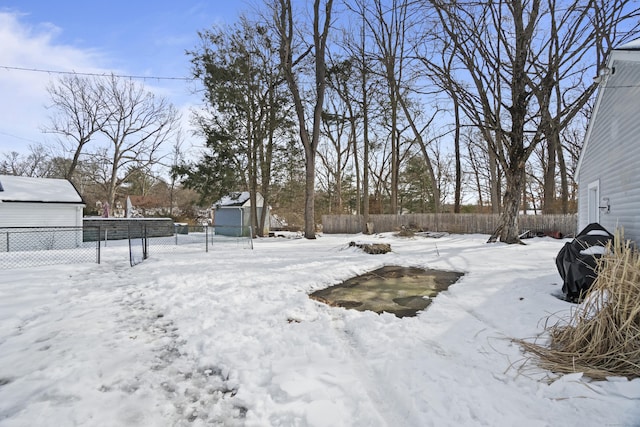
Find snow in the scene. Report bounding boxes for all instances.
[580,246,607,256]
[585,230,611,237]
[618,38,640,50]
[1,233,640,426]
[215,192,251,207]
[0,175,83,203]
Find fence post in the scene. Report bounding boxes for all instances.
[175,224,178,245]
[205,225,209,253]
[143,224,148,260]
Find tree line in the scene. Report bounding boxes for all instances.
[2,0,638,242]
[179,0,638,242]
[1,74,185,217]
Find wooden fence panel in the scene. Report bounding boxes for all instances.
[321,213,577,236]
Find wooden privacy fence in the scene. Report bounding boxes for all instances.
[322,213,577,236]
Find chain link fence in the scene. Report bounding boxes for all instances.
[141,224,254,254]
[126,223,253,266]
[0,224,254,270]
[0,226,100,270]
[128,223,149,267]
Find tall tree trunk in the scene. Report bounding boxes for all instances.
[361,10,370,231]
[275,0,333,239]
[492,162,526,244]
[258,86,277,237]
[453,96,462,213]
[467,142,485,208]
[390,91,399,214]
[304,147,316,235]
[495,0,539,243]
[557,141,570,213]
[248,119,260,237]
[350,117,361,215]
[489,131,501,214]
[362,76,371,231]
[542,125,559,214]
[250,184,260,237]
[258,138,270,237]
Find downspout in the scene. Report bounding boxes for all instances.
[239,207,244,237]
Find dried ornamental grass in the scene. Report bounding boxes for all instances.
[520,231,640,380]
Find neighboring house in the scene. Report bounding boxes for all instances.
[0,175,85,251]
[576,39,640,243]
[126,195,172,217]
[213,192,270,237]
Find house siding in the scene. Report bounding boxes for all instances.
[0,203,82,228]
[213,206,268,237]
[214,208,245,237]
[578,57,640,242]
[0,204,85,251]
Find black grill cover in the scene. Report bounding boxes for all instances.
[555,223,613,302]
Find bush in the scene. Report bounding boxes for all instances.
[520,230,640,380]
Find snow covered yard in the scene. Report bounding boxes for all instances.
[1,233,639,426]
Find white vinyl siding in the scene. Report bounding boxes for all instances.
[0,203,82,228]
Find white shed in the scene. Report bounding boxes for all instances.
[0,175,85,228]
[576,40,640,243]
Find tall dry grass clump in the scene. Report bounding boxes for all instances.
[521,231,640,380]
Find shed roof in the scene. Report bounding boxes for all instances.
[215,192,251,207]
[0,175,84,204]
[214,191,265,208]
[617,38,640,51]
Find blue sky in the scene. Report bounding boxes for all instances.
[0,1,251,156]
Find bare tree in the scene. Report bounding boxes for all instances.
[0,144,53,177]
[427,0,639,243]
[167,130,185,217]
[462,129,499,211]
[273,0,334,239]
[44,75,109,182]
[361,0,408,214]
[43,73,179,209]
[413,35,467,213]
[98,74,179,208]
[318,104,352,214]
[359,19,372,229]
[324,55,361,215]
[531,0,640,213]
[333,0,378,230]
